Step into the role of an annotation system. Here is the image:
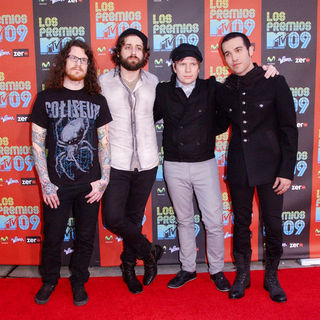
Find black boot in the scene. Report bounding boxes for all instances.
[229,251,251,299]
[120,262,143,294]
[143,244,164,286]
[264,257,287,303]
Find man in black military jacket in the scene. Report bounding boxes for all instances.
[217,32,298,302]
[154,44,231,292]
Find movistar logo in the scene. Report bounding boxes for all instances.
[97,47,107,53]
[267,56,276,62]
[211,43,219,50]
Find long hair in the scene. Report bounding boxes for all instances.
[111,35,150,67]
[46,39,101,95]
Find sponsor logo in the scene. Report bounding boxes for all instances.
[41,61,51,70]
[289,242,303,248]
[315,229,320,236]
[6,178,19,186]
[297,122,308,128]
[154,58,163,67]
[168,245,179,253]
[11,236,24,244]
[1,236,9,244]
[21,178,37,186]
[282,243,287,247]
[12,49,29,58]
[39,0,47,4]
[0,50,10,57]
[26,236,41,244]
[224,232,233,239]
[156,187,166,195]
[278,56,292,64]
[295,57,310,63]
[104,235,113,243]
[16,114,30,123]
[51,0,65,4]
[155,123,164,132]
[267,56,276,63]
[97,47,107,54]
[64,248,74,255]
[210,43,219,50]
[115,236,122,242]
[291,184,306,191]
[1,115,14,123]
[0,177,3,186]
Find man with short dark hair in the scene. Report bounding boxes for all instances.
[31,39,112,306]
[99,29,163,294]
[217,32,298,302]
[154,43,230,292]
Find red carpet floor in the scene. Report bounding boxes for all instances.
[0,268,319,320]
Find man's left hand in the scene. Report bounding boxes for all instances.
[85,179,108,203]
[273,177,292,195]
[262,64,279,79]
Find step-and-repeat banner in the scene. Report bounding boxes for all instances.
[1,0,319,266]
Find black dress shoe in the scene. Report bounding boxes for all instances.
[143,244,164,286]
[34,283,56,305]
[210,272,231,292]
[120,263,143,294]
[167,270,197,289]
[72,285,89,306]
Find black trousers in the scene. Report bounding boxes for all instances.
[229,182,284,259]
[40,183,99,286]
[102,166,157,264]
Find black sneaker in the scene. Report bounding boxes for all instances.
[210,272,231,292]
[167,270,197,289]
[72,285,89,306]
[34,283,56,305]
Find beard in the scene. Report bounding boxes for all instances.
[65,67,86,81]
[120,55,146,71]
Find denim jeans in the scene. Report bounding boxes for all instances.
[40,183,99,286]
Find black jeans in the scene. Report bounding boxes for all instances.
[40,183,99,286]
[229,182,283,259]
[102,166,157,264]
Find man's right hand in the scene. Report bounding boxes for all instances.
[42,182,60,209]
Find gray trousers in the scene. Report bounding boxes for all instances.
[164,158,224,274]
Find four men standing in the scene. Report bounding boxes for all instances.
[31,29,297,304]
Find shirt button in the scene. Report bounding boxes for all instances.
[198,109,202,113]
[243,129,247,133]
[259,104,264,108]
[243,120,247,124]
[229,108,232,112]
[242,92,246,95]
[242,101,246,105]
[179,126,183,129]
[242,111,246,114]
[243,139,248,142]
[180,142,184,146]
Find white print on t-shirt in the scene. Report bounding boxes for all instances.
[55,117,95,180]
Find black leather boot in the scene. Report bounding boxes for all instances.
[229,251,251,299]
[120,262,143,294]
[264,257,287,302]
[142,244,164,286]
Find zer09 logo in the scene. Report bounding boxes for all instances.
[21,178,36,186]
[26,236,41,244]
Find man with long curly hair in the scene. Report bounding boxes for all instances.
[30,39,112,306]
[99,29,163,294]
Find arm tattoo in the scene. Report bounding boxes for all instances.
[97,124,111,184]
[31,123,56,196]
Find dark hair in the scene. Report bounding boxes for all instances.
[221,32,251,54]
[46,39,101,95]
[111,34,150,67]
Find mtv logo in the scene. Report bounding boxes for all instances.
[316,207,320,222]
[0,216,17,230]
[156,165,163,181]
[153,35,174,52]
[266,32,287,49]
[157,225,176,240]
[40,37,72,55]
[0,156,11,171]
[267,56,276,62]
[0,92,7,108]
[194,224,200,237]
[96,22,117,40]
[210,19,230,36]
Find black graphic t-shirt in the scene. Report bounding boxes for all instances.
[30,87,112,187]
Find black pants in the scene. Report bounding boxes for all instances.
[229,182,283,259]
[102,167,157,264]
[40,183,99,286]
